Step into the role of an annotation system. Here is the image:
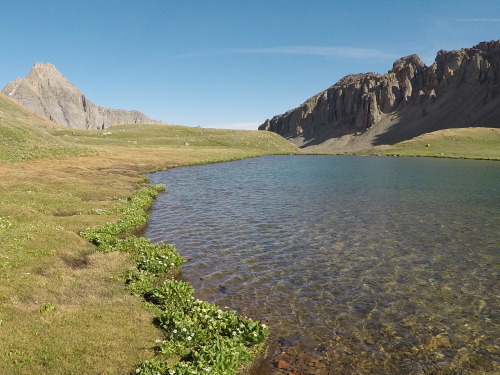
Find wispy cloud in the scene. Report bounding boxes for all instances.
[226,46,397,59]
[176,46,398,59]
[456,18,500,22]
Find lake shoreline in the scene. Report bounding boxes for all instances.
[0,123,298,374]
[0,123,498,374]
[146,155,499,374]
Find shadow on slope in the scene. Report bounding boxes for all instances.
[372,84,500,147]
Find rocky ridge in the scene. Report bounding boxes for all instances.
[259,40,500,152]
[2,63,163,130]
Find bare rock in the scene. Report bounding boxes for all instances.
[276,359,290,369]
[2,63,164,130]
[259,40,500,152]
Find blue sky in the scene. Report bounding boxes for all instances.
[1,1,499,129]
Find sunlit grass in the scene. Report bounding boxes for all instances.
[0,93,296,374]
[0,94,88,162]
[378,127,500,160]
[3,90,496,373]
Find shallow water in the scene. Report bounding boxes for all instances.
[146,155,500,374]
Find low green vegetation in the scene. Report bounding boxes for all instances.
[80,184,269,374]
[49,123,291,153]
[1,92,497,374]
[0,94,87,162]
[378,127,500,160]
[0,93,293,374]
[138,280,268,375]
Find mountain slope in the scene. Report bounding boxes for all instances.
[0,92,85,161]
[2,63,163,130]
[259,40,500,153]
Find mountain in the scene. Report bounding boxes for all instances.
[2,63,163,130]
[259,40,500,152]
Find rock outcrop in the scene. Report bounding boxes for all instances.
[2,63,163,130]
[259,40,500,152]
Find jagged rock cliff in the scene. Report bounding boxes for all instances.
[259,40,500,152]
[2,63,163,130]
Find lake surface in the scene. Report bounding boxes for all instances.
[146,155,500,374]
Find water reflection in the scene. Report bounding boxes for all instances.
[146,156,500,374]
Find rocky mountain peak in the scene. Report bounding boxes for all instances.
[391,54,425,74]
[478,40,500,57]
[24,63,69,87]
[2,63,164,130]
[259,40,500,152]
[29,62,61,76]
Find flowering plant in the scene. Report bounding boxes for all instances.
[80,185,269,375]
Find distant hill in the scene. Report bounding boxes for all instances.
[2,63,163,130]
[259,40,500,153]
[0,92,85,161]
[0,89,299,162]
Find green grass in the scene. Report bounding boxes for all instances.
[2,90,497,374]
[79,185,269,374]
[378,127,500,160]
[0,94,87,162]
[49,123,292,152]
[0,94,295,374]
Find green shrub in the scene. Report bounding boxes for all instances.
[151,280,194,312]
[79,184,269,375]
[142,280,269,375]
[134,360,169,375]
[125,269,156,295]
[79,185,166,248]
[133,243,185,275]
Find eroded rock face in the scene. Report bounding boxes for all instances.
[2,63,163,129]
[259,40,500,151]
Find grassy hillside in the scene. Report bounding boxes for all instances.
[50,123,293,152]
[0,99,297,374]
[378,127,500,160]
[0,93,87,162]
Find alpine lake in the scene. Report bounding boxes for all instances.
[145,155,499,375]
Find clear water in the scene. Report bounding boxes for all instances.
[146,155,500,374]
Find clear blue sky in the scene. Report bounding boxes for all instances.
[1,1,499,129]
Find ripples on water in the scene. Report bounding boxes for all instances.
[146,155,500,374]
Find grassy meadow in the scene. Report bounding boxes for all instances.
[0,93,297,374]
[0,90,498,374]
[378,127,500,160]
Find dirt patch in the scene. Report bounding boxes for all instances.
[61,254,90,269]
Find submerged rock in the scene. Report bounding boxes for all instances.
[276,359,290,369]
